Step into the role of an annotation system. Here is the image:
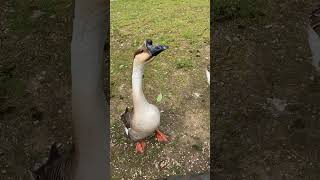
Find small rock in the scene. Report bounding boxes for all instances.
[1,169,6,174]
[310,76,314,81]
[193,92,201,98]
[264,24,273,29]
[233,37,240,41]
[33,120,39,125]
[266,167,271,172]
[225,35,232,42]
[159,160,168,169]
[37,76,44,81]
[41,71,46,75]
[31,10,44,19]
[58,109,62,113]
[268,98,287,112]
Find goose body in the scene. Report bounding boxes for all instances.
[121,39,168,153]
[122,105,160,141]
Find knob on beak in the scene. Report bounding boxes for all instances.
[145,39,169,57]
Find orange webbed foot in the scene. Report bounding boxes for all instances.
[155,129,168,143]
[135,140,146,154]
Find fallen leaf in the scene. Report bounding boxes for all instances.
[156,93,163,102]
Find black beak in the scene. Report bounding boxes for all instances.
[145,39,169,57]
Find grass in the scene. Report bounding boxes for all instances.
[111,0,210,179]
[175,58,194,69]
[110,0,209,98]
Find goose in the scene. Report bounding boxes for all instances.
[307,6,320,71]
[29,0,108,179]
[206,64,210,84]
[30,143,74,180]
[121,39,169,153]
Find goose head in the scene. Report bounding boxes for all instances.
[133,39,168,65]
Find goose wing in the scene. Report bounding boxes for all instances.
[310,6,320,34]
[121,107,134,129]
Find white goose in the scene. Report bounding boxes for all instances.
[121,39,169,153]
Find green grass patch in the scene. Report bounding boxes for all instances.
[111,0,209,97]
[175,58,194,69]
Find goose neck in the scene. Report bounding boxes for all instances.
[132,61,147,106]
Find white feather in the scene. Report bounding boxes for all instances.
[206,69,210,84]
[124,127,130,136]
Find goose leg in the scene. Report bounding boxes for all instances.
[135,140,145,153]
[155,129,168,142]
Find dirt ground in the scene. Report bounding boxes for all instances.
[0,0,73,179]
[212,0,320,179]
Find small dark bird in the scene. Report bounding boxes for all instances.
[29,143,74,180]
